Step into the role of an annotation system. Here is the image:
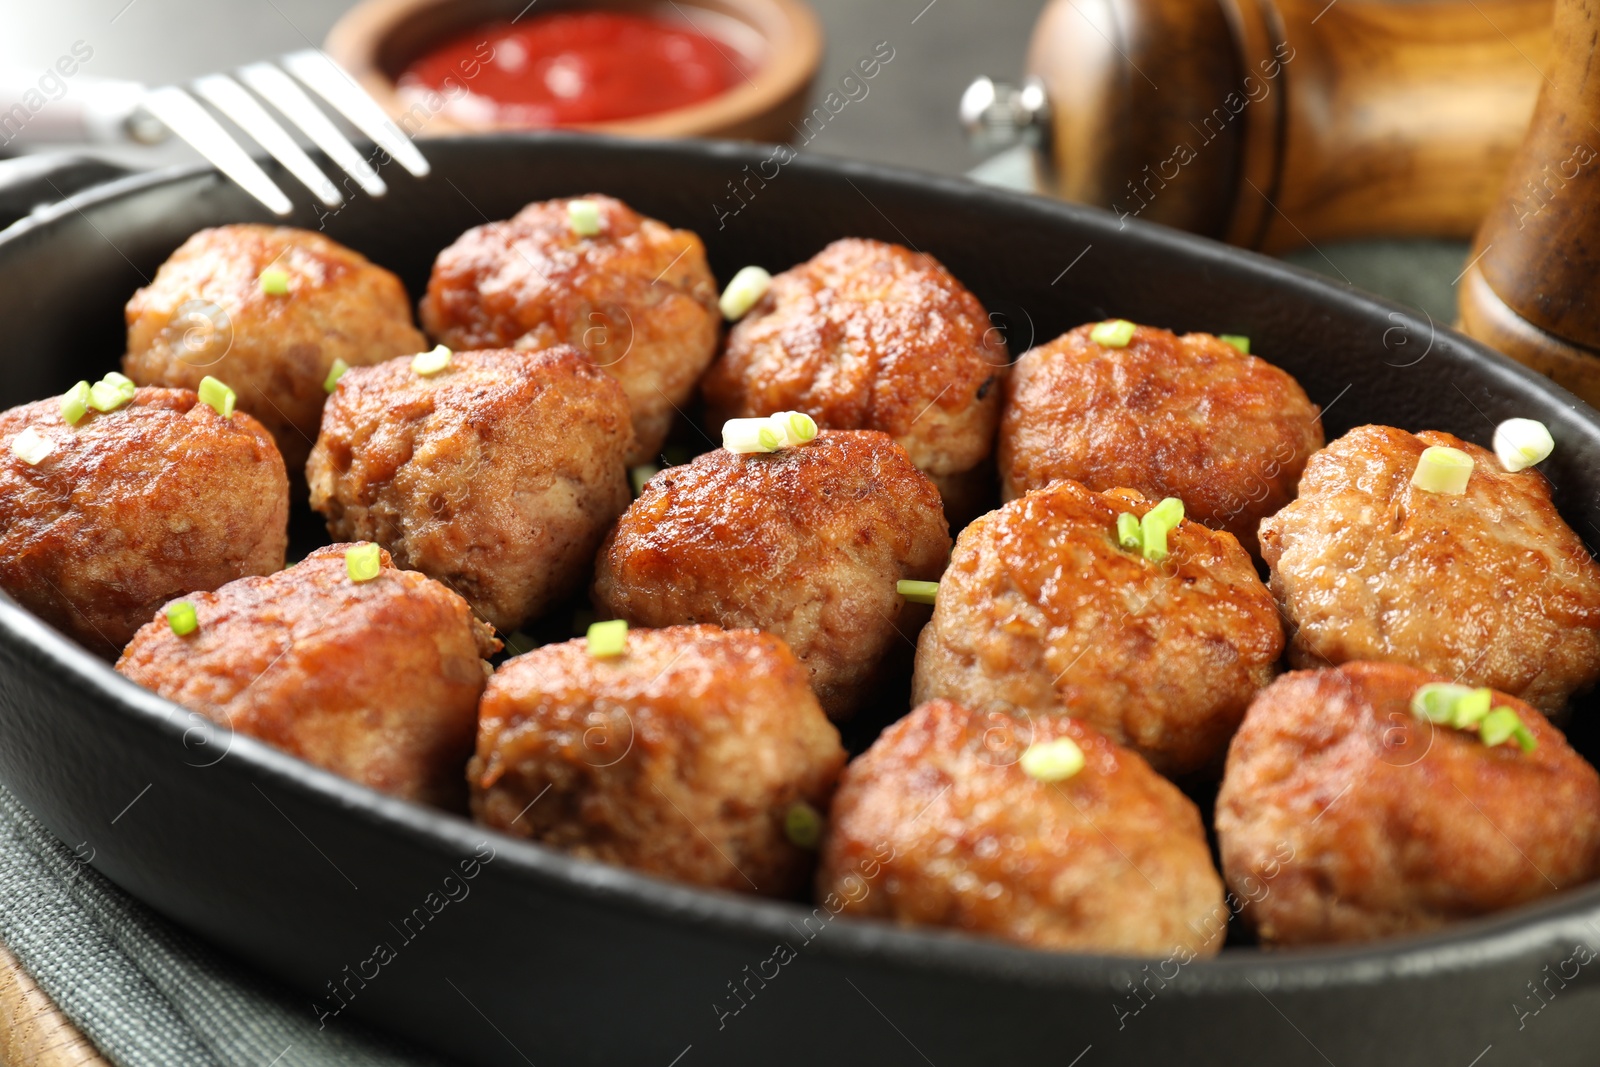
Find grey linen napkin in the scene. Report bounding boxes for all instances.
[0,782,440,1067]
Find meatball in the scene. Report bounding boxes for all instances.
[0,387,287,657]
[307,346,634,634]
[913,479,1282,776]
[124,225,428,472]
[999,322,1323,556]
[818,699,1225,955]
[419,194,718,465]
[701,238,1009,518]
[1260,425,1600,714]
[117,544,499,808]
[1217,661,1600,945]
[470,624,846,896]
[592,431,951,719]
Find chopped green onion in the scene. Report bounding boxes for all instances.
[259,267,290,295]
[1411,445,1474,495]
[1146,496,1184,527]
[1450,688,1493,728]
[11,427,53,465]
[1493,418,1553,473]
[719,266,772,321]
[1411,682,1477,723]
[323,358,349,393]
[1116,512,1142,550]
[101,371,135,394]
[722,417,781,454]
[86,371,136,414]
[1139,499,1182,562]
[784,801,823,849]
[345,542,382,582]
[197,375,236,419]
[630,464,659,495]
[587,619,628,658]
[897,579,939,605]
[1219,334,1251,354]
[1089,319,1136,348]
[1479,708,1523,748]
[165,600,198,636]
[60,381,90,425]
[568,199,602,236]
[771,410,818,447]
[1020,737,1086,782]
[411,344,452,376]
[1510,720,1538,753]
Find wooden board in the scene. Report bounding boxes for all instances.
[0,943,107,1067]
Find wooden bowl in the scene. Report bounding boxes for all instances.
[324,0,822,141]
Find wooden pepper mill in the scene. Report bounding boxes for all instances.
[961,0,1551,252]
[1458,0,1600,407]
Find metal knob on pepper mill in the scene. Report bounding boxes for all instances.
[961,0,1551,253]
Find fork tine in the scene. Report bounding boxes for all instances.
[140,86,293,216]
[194,75,343,208]
[238,63,387,198]
[280,50,431,179]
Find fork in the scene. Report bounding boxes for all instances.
[0,49,428,216]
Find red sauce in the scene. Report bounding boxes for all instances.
[399,11,745,127]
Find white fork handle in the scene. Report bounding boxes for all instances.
[0,77,155,145]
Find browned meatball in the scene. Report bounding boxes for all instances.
[999,322,1323,556]
[701,238,1009,518]
[913,480,1282,776]
[470,624,845,896]
[419,195,718,465]
[117,544,498,808]
[1260,425,1600,714]
[1217,661,1600,945]
[307,346,634,634]
[124,225,428,472]
[0,388,287,657]
[818,699,1225,955]
[592,431,951,719]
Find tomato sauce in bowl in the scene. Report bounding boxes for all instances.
[398,10,747,127]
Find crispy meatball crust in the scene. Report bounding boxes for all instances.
[419,194,718,464]
[701,238,1009,514]
[818,700,1225,955]
[0,388,287,657]
[592,431,951,720]
[470,625,846,896]
[117,544,499,808]
[307,346,634,634]
[1217,662,1600,945]
[124,225,428,472]
[999,322,1323,556]
[913,480,1282,776]
[1260,425,1600,714]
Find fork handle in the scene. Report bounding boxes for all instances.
[0,78,155,147]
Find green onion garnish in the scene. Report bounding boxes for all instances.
[1139,496,1184,561]
[1411,445,1474,495]
[197,375,236,418]
[1510,721,1538,752]
[1493,418,1553,473]
[1020,737,1086,782]
[1451,688,1492,728]
[722,417,781,454]
[1089,319,1136,348]
[1410,683,1537,752]
[1219,334,1251,354]
[60,381,91,425]
[259,267,290,295]
[771,410,818,447]
[345,542,381,582]
[630,464,658,496]
[11,427,53,465]
[165,600,198,636]
[719,266,772,321]
[411,344,452,376]
[586,619,628,658]
[1116,512,1142,550]
[87,372,136,413]
[568,199,602,237]
[784,801,823,849]
[323,358,349,394]
[1479,708,1522,748]
[1411,682,1477,723]
[897,579,939,605]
